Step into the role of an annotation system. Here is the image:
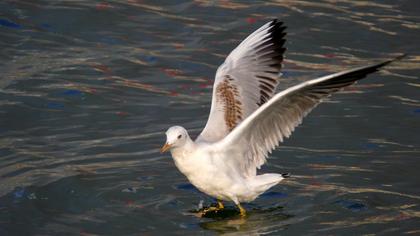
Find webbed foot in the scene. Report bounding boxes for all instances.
[198,206,221,217]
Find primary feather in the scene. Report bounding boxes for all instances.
[216,56,405,177]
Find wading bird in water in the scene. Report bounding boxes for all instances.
[160,19,404,217]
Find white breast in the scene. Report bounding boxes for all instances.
[171,147,239,200]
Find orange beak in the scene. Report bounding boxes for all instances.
[160,143,171,153]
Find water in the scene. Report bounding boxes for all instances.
[1,1,419,235]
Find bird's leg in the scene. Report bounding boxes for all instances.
[198,199,225,217]
[203,199,224,213]
[198,206,218,217]
[217,199,224,210]
[236,203,247,217]
[202,206,218,213]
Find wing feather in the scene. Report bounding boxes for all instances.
[217,55,405,177]
[197,19,287,143]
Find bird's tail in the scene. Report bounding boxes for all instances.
[250,173,289,195]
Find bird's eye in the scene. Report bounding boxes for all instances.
[177,135,182,139]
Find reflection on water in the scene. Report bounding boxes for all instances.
[198,206,293,235]
[0,0,419,235]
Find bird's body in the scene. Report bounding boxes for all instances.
[160,19,404,217]
[169,136,283,204]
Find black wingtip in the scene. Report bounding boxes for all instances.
[314,53,407,90]
[267,19,287,54]
[393,53,408,62]
[379,53,407,68]
[269,18,286,28]
[281,173,291,178]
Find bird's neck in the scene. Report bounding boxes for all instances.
[170,137,198,178]
[170,137,195,159]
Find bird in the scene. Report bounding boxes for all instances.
[160,19,404,217]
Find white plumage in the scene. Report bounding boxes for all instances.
[160,19,403,217]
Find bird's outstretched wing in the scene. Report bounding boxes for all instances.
[216,55,405,177]
[197,19,287,143]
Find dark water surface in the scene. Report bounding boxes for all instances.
[1,1,419,235]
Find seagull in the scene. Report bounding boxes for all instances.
[160,19,404,217]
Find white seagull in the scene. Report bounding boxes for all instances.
[160,19,403,217]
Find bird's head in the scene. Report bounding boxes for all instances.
[160,126,189,153]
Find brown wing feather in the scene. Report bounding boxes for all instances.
[216,76,243,131]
